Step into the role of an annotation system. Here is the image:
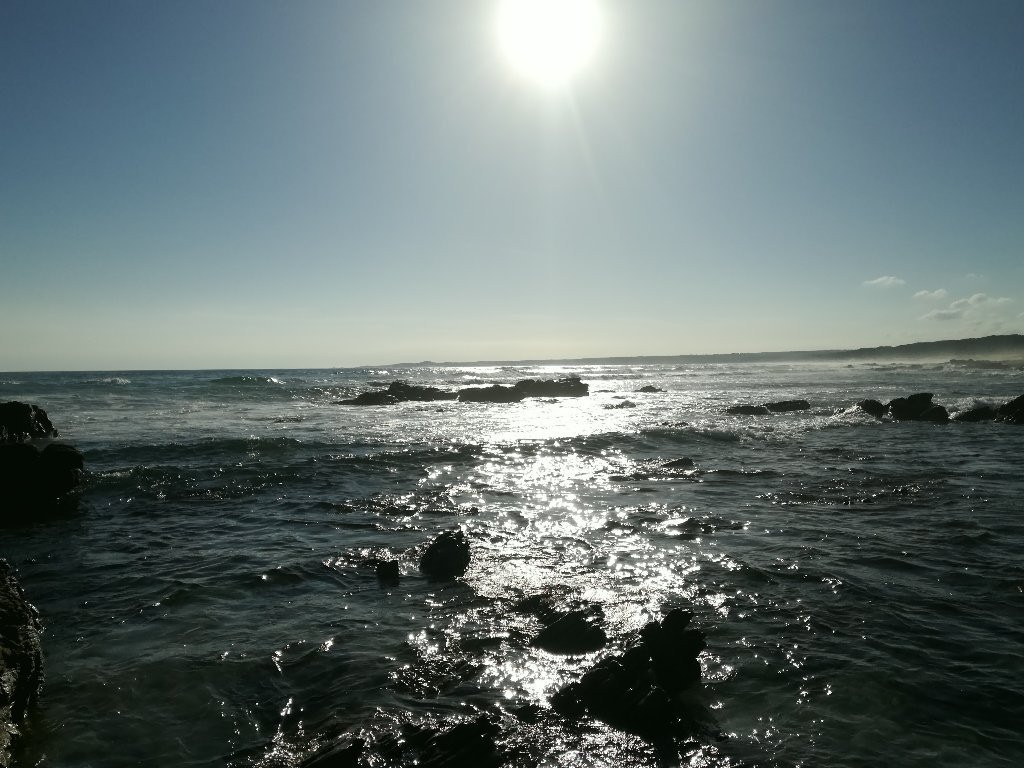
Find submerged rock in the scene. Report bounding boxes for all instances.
[662,457,695,470]
[0,560,44,768]
[419,530,470,579]
[764,399,811,413]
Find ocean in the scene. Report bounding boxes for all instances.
[2,361,1022,767]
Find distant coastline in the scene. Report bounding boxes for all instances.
[395,334,1024,368]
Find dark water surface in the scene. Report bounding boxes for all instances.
[2,363,1023,767]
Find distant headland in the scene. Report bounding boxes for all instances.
[394,334,1024,368]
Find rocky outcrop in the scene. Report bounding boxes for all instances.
[550,608,706,742]
[1,403,84,522]
[887,393,946,422]
[952,405,998,422]
[457,385,525,404]
[335,382,456,405]
[530,609,608,655]
[419,530,470,579]
[1,560,43,768]
[636,385,665,393]
[856,399,886,418]
[726,400,810,415]
[0,402,56,443]
[996,394,1024,424]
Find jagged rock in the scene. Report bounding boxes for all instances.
[636,385,665,393]
[887,392,936,421]
[1,560,43,768]
[550,608,705,743]
[530,610,608,655]
[918,404,950,423]
[996,394,1024,424]
[385,382,458,403]
[335,391,398,406]
[856,399,886,419]
[457,385,525,404]
[0,402,57,443]
[419,530,470,579]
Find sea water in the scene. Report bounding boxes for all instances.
[2,362,1022,767]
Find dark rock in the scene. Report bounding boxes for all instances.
[764,399,810,413]
[887,392,935,421]
[996,394,1024,424]
[918,404,950,423]
[375,560,400,584]
[1,559,44,767]
[418,715,503,768]
[636,385,665,393]
[856,399,886,419]
[300,737,365,768]
[385,382,458,403]
[0,402,57,443]
[419,530,470,579]
[457,385,525,404]
[336,391,399,406]
[1,441,85,519]
[662,458,694,470]
[550,609,705,744]
[605,400,636,410]
[513,376,588,398]
[952,405,998,423]
[530,610,608,654]
[725,404,770,415]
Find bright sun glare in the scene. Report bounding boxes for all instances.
[496,0,602,88]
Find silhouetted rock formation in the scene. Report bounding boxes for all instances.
[662,457,695,470]
[530,609,608,655]
[997,394,1024,424]
[551,608,706,743]
[336,382,457,405]
[952,405,998,422]
[887,393,945,422]
[0,402,57,442]
[513,376,588,398]
[1,403,84,521]
[419,530,470,579]
[856,399,886,418]
[636,385,665,393]
[457,385,525,404]
[726,400,810,415]
[1,560,43,768]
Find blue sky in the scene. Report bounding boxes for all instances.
[2,0,1022,370]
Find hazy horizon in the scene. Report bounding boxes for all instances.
[3,1,1023,371]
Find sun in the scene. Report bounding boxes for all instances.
[496,0,603,88]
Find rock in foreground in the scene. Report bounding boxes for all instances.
[419,530,471,579]
[1,560,44,768]
[0,402,57,442]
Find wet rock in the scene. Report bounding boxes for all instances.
[636,385,665,393]
[530,610,608,655]
[918,404,950,423]
[952,405,998,423]
[996,394,1024,424]
[417,715,503,768]
[887,392,936,421]
[0,402,57,443]
[662,458,695,470]
[375,560,400,584]
[550,608,706,744]
[457,385,525,404]
[300,736,365,768]
[725,404,770,415]
[335,391,398,406]
[419,530,470,579]
[1,441,85,520]
[856,399,886,419]
[764,399,811,413]
[513,376,588,398]
[385,382,458,403]
[605,400,636,410]
[1,560,44,768]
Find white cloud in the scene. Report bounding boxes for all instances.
[922,309,963,321]
[913,289,947,300]
[922,293,1014,323]
[863,275,905,288]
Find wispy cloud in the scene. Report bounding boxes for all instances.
[922,293,1013,323]
[913,289,947,300]
[863,275,905,288]
[921,309,962,321]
